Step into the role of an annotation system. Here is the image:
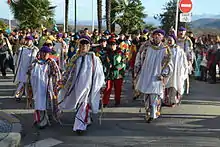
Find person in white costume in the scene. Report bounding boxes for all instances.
[27,46,61,128]
[136,29,173,123]
[176,26,194,94]
[58,36,105,134]
[164,34,189,107]
[133,40,149,100]
[14,36,39,102]
[27,46,62,128]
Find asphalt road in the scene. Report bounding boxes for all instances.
[0,73,220,147]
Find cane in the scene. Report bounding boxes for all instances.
[186,75,190,94]
[99,88,105,125]
[99,99,103,125]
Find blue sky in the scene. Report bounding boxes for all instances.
[0,0,220,22]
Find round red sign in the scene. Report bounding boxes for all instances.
[179,0,193,13]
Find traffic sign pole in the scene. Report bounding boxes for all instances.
[175,0,193,35]
[175,0,180,36]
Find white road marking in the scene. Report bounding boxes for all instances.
[169,127,220,132]
[24,138,63,147]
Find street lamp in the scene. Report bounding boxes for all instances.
[92,0,94,32]
[63,1,66,32]
[74,0,77,33]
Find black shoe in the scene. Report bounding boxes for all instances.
[147,117,153,123]
[161,102,167,107]
[76,130,85,135]
[209,81,216,84]
[133,96,139,101]
[114,103,120,107]
[15,97,21,102]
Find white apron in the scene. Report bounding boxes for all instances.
[31,62,49,111]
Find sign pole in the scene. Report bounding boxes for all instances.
[175,0,180,36]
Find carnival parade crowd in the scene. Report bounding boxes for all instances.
[0,26,219,134]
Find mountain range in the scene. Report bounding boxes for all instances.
[56,14,220,29]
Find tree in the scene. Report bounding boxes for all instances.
[155,0,188,33]
[106,0,111,31]
[65,0,69,32]
[10,0,54,29]
[110,0,118,33]
[97,0,102,33]
[144,24,157,31]
[111,0,147,34]
[0,20,8,31]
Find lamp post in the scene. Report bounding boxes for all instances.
[74,0,77,33]
[92,0,94,32]
[63,0,66,32]
[8,7,11,31]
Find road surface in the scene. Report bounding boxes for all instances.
[0,73,220,147]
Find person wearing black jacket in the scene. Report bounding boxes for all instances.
[0,36,10,78]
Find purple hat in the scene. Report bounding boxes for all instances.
[178,26,187,31]
[153,29,166,36]
[143,29,149,34]
[168,34,177,42]
[56,33,63,38]
[25,36,34,40]
[40,46,52,53]
[79,35,91,44]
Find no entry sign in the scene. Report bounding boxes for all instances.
[179,0,193,13]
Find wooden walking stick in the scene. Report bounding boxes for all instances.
[99,99,103,125]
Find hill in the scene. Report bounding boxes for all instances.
[0,18,17,28]
[192,18,220,29]
[2,14,220,35]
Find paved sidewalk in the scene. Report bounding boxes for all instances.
[0,111,22,147]
[0,74,22,147]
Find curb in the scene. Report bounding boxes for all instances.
[0,111,22,147]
